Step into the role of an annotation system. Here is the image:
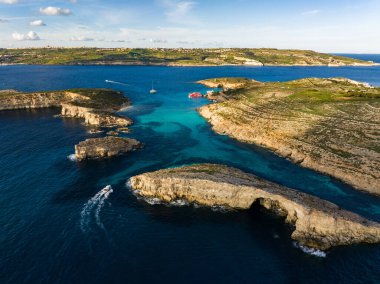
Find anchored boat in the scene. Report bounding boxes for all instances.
[188,92,203,98]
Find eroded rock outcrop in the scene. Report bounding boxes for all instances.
[61,103,131,127]
[75,136,142,161]
[130,164,380,250]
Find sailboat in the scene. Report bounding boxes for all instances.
[150,81,157,94]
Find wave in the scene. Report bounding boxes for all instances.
[80,185,113,233]
[293,242,327,258]
[67,154,76,161]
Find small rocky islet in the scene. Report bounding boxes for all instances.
[75,137,142,161]
[1,79,380,253]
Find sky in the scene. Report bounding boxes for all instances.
[0,0,380,52]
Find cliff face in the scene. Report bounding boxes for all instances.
[198,78,380,195]
[0,89,132,128]
[75,137,142,161]
[61,103,132,127]
[0,92,65,110]
[130,164,380,251]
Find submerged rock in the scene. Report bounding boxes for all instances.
[75,137,142,161]
[130,164,380,251]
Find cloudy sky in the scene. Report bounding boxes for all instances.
[1,0,380,52]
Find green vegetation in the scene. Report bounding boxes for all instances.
[216,77,380,105]
[0,48,374,66]
[64,88,128,109]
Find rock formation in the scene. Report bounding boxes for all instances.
[0,89,132,127]
[130,164,380,250]
[75,137,142,161]
[198,77,380,195]
[60,103,131,127]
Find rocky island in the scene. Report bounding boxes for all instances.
[198,77,380,195]
[130,164,380,251]
[75,137,142,161]
[0,48,377,66]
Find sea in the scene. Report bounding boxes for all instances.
[0,54,380,283]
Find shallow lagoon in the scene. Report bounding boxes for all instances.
[0,64,380,283]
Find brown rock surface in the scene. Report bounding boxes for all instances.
[130,164,380,250]
[75,136,142,161]
[198,77,380,195]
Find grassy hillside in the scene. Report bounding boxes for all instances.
[198,77,380,194]
[0,48,375,66]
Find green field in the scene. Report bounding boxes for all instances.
[0,48,374,66]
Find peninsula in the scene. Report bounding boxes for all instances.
[0,48,377,66]
[198,77,380,195]
[0,88,131,127]
[0,88,142,160]
[130,164,380,251]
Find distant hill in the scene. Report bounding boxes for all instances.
[0,48,377,66]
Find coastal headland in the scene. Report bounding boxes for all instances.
[130,164,380,251]
[198,77,380,195]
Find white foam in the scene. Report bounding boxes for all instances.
[144,197,163,205]
[80,185,113,233]
[67,154,76,162]
[169,199,189,207]
[211,205,231,213]
[293,242,327,258]
[125,179,132,189]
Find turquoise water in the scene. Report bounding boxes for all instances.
[0,65,380,283]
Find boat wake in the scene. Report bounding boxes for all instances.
[80,185,113,233]
[105,80,129,86]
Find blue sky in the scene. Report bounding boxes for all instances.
[0,0,379,52]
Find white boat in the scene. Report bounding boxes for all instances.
[150,81,157,94]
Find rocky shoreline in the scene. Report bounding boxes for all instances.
[130,164,380,251]
[198,77,380,195]
[0,88,142,160]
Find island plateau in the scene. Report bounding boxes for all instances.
[198,77,380,195]
[0,48,377,66]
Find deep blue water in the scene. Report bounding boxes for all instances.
[1,64,380,284]
[337,53,380,63]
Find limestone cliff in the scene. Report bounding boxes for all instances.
[198,78,380,195]
[61,103,132,127]
[130,164,380,251]
[0,89,132,127]
[75,136,142,161]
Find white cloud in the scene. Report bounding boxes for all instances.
[0,19,8,23]
[301,10,320,16]
[30,20,46,26]
[40,7,72,16]
[161,0,198,24]
[70,36,94,41]
[69,0,77,3]
[12,31,40,41]
[0,0,18,4]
